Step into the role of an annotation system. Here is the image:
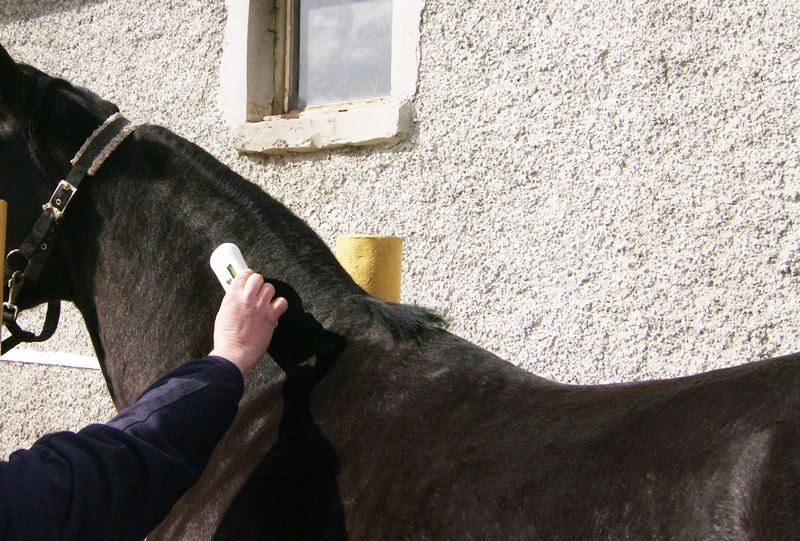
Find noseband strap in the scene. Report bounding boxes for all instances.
[3,109,134,355]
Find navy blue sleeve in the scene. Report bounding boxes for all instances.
[0,356,243,541]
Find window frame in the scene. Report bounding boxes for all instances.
[219,0,423,155]
[273,0,296,116]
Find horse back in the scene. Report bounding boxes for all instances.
[313,335,800,539]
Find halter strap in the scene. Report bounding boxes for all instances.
[3,108,134,354]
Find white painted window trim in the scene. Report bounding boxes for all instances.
[219,0,424,155]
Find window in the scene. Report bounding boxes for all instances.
[220,0,423,154]
[295,0,393,109]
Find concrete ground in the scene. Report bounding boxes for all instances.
[0,362,115,460]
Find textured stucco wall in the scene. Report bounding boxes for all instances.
[1,0,798,456]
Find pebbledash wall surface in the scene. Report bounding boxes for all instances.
[1,0,798,458]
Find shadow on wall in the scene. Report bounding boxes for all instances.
[0,0,110,22]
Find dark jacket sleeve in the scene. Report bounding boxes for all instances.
[0,355,244,541]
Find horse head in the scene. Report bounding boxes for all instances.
[0,42,120,308]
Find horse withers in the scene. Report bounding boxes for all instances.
[1,42,799,539]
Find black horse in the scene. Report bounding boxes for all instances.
[2,43,799,540]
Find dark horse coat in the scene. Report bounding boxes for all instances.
[1,43,799,540]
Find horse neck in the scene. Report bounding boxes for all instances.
[60,126,365,406]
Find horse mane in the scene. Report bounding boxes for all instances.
[131,123,446,343]
[353,295,446,343]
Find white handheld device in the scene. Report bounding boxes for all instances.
[210,243,248,291]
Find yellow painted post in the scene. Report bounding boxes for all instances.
[0,200,6,343]
[336,235,402,302]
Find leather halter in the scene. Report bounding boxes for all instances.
[2,77,134,354]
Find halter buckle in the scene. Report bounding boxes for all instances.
[42,180,77,222]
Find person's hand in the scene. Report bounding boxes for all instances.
[210,270,288,377]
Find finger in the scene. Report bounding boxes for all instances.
[231,269,254,291]
[243,271,264,296]
[270,297,288,318]
[257,281,277,304]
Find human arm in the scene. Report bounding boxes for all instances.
[0,270,286,540]
[0,357,242,540]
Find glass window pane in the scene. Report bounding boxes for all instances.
[296,0,392,109]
